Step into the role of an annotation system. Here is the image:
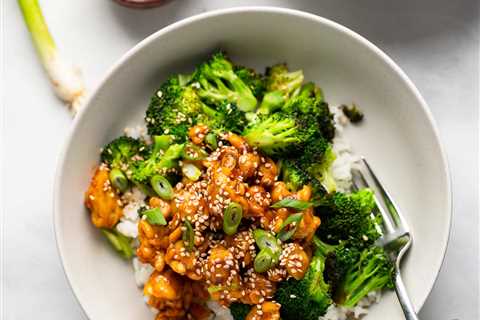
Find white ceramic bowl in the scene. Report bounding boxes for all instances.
[54,7,451,320]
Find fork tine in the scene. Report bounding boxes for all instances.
[358,158,409,232]
[352,167,397,234]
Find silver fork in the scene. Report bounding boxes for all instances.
[351,157,419,320]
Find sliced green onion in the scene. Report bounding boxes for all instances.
[183,220,194,251]
[205,133,218,150]
[153,135,174,152]
[223,202,243,235]
[181,163,202,181]
[277,213,304,241]
[182,143,208,160]
[101,229,133,259]
[253,229,281,253]
[18,0,86,114]
[271,198,313,211]
[254,248,275,273]
[140,208,167,226]
[109,168,128,192]
[150,175,174,200]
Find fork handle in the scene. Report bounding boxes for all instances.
[394,271,420,320]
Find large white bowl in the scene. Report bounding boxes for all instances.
[54,7,451,320]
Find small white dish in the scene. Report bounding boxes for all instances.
[54,7,451,320]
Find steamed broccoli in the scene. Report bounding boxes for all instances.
[313,236,393,307]
[100,136,146,170]
[229,302,251,320]
[275,241,333,320]
[265,63,304,100]
[296,138,337,193]
[145,75,213,140]
[335,246,394,307]
[130,143,184,184]
[234,65,265,98]
[242,112,318,157]
[193,52,258,112]
[282,82,335,141]
[316,189,381,248]
[205,101,248,135]
[281,159,326,201]
[341,103,364,123]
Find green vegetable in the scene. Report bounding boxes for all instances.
[271,198,312,210]
[341,103,364,123]
[223,202,243,235]
[182,143,208,160]
[312,237,393,308]
[234,65,266,99]
[181,163,202,181]
[150,175,174,200]
[230,302,251,320]
[18,0,86,113]
[183,220,194,251]
[275,238,334,319]
[131,143,184,184]
[192,52,258,112]
[140,208,167,226]
[265,63,304,100]
[257,91,285,115]
[153,135,174,151]
[145,75,216,140]
[253,229,281,254]
[280,159,326,202]
[277,212,304,241]
[316,189,380,249]
[254,248,276,273]
[335,246,394,307]
[100,136,146,170]
[205,132,218,150]
[101,229,133,259]
[109,168,129,192]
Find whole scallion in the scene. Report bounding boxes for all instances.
[18,0,86,114]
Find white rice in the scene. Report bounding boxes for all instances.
[116,188,146,239]
[132,257,155,287]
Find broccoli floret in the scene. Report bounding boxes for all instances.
[130,143,184,184]
[229,302,251,320]
[265,63,304,100]
[341,103,364,123]
[316,189,381,248]
[234,65,265,99]
[100,136,146,170]
[295,138,337,193]
[281,159,326,201]
[242,111,318,157]
[336,246,394,307]
[146,75,214,140]
[204,101,248,135]
[275,243,333,320]
[193,52,258,112]
[282,82,335,141]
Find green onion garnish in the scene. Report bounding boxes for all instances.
[109,168,128,192]
[271,198,313,210]
[183,220,194,251]
[101,229,133,259]
[182,143,208,161]
[140,208,167,226]
[223,202,243,235]
[181,163,202,181]
[254,248,275,273]
[277,213,304,241]
[150,175,174,200]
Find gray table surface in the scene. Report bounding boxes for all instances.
[3,0,479,319]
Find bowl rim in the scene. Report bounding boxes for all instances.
[53,6,452,319]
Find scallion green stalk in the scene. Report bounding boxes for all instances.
[18,0,86,114]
